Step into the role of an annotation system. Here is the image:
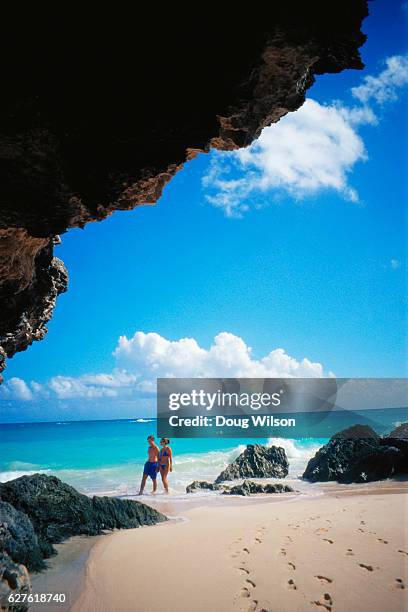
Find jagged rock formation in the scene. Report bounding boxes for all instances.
[303,424,408,483]
[0,475,166,559]
[186,479,295,496]
[186,481,226,494]
[0,502,36,610]
[215,444,289,483]
[387,423,408,439]
[0,4,368,377]
[222,481,295,496]
[0,501,43,572]
[0,551,31,612]
[0,474,167,603]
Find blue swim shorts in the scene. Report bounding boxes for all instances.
[143,461,158,480]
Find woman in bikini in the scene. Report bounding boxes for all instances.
[158,437,173,493]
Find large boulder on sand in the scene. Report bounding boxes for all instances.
[303,424,408,483]
[0,474,167,561]
[215,444,289,484]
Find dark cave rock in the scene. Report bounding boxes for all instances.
[0,3,368,377]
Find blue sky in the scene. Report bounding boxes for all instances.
[1,0,407,422]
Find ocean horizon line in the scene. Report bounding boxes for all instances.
[0,416,157,426]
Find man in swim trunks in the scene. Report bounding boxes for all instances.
[138,435,160,495]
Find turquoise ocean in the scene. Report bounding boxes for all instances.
[0,408,405,498]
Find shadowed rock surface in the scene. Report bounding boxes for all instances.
[303,424,408,483]
[0,3,368,378]
[215,444,289,483]
[222,480,295,496]
[0,551,31,612]
[0,475,166,562]
[0,501,43,572]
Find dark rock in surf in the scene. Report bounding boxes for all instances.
[303,424,408,483]
[222,480,295,496]
[186,481,226,494]
[215,444,289,483]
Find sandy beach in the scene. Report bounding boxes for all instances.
[72,487,408,612]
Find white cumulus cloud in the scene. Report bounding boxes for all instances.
[114,331,328,381]
[351,55,408,105]
[203,54,408,217]
[1,332,331,401]
[0,377,33,401]
[203,99,367,217]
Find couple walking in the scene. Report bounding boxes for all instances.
[138,435,173,495]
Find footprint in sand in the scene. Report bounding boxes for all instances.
[377,538,388,544]
[394,578,405,589]
[279,548,287,557]
[398,550,408,556]
[242,547,250,555]
[236,578,256,603]
[359,563,374,571]
[322,538,334,544]
[254,537,262,544]
[346,549,354,556]
[315,575,333,584]
[287,578,297,590]
[238,567,250,575]
[312,593,333,611]
[287,562,296,570]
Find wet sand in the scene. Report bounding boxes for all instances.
[31,536,100,611]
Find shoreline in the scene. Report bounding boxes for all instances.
[36,481,406,612]
[30,535,100,611]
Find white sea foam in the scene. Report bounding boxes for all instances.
[0,469,50,483]
[266,437,323,477]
